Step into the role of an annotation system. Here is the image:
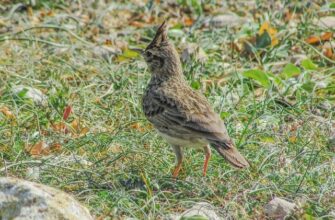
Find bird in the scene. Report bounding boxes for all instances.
[140,21,249,177]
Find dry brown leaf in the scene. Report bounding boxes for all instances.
[0,106,15,119]
[305,36,321,44]
[50,143,62,152]
[323,47,333,59]
[104,39,112,46]
[70,119,89,137]
[321,32,333,41]
[306,32,333,45]
[26,141,62,156]
[80,127,89,136]
[184,17,194,26]
[284,10,292,23]
[46,10,54,16]
[130,122,145,132]
[52,122,69,134]
[63,105,72,120]
[129,21,145,28]
[26,141,45,156]
[70,118,80,131]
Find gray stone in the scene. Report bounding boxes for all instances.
[0,177,93,220]
[315,16,335,29]
[166,202,222,220]
[12,85,47,106]
[264,197,296,219]
[204,13,249,28]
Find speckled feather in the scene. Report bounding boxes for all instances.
[141,21,249,169]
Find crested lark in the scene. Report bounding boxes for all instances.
[141,21,249,177]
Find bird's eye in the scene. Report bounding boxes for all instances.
[145,51,152,57]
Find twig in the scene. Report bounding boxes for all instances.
[0,160,42,172]
[1,25,93,46]
[0,37,68,47]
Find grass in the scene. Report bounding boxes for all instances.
[0,1,334,219]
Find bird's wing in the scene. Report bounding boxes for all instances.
[143,87,229,142]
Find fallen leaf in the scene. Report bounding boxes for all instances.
[184,17,194,26]
[321,32,333,41]
[0,106,15,119]
[70,118,89,137]
[129,21,145,28]
[104,39,112,46]
[25,141,46,156]
[80,127,89,136]
[63,105,72,120]
[130,122,145,132]
[288,136,297,143]
[46,10,54,16]
[323,47,333,59]
[284,10,292,23]
[70,118,79,131]
[305,36,320,45]
[50,143,62,152]
[52,122,69,134]
[259,22,279,46]
[306,32,333,45]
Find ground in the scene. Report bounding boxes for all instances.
[0,1,334,219]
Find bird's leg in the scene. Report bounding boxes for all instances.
[203,145,212,176]
[172,145,183,178]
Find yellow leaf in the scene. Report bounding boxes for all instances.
[259,22,270,35]
[288,136,297,143]
[70,119,89,137]
[259,22,279,46]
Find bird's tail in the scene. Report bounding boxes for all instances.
[210,141,249,168]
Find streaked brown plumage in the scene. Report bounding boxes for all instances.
[141,21,249,177]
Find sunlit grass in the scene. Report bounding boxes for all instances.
[0,1,334,219]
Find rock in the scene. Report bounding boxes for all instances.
[264,197,296,219]
[12,85,47,106]
[315,16,335,29]
[0,177,93,220]
[91,45,119,60]
[181,43,197,63]
[181,43,207,63]
[167,202,221,220]
[204,13,249,28]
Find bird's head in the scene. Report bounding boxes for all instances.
[142,21,182,77]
